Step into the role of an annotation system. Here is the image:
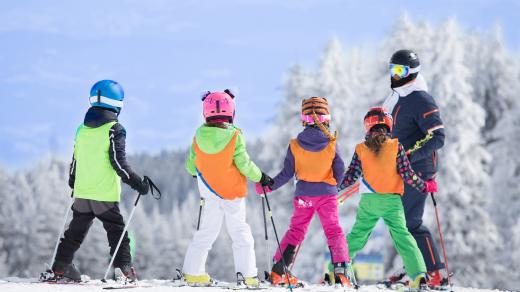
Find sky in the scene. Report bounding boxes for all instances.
[1,0,519,169]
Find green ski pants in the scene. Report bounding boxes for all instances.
[347,193,426,278]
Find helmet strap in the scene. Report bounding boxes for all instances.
[97,90,101,103]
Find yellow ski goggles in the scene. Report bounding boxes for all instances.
[389,63,421,78]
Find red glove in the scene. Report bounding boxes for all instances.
[255,183,271,196]
[423,179,438,193]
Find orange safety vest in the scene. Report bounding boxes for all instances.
[355,138,404,195]
[289,139,337,186]
[193,131,247,200]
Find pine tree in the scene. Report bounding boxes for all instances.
[426,19,501,289]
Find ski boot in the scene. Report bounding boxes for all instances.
[114,264,138,284]
[183,273,215,287]
[409,273,428,291]
[42,261,82,282]
[269,271,300,287]
[427,270,452,290]
[320,272,333,286]
[332,262,353,287]
[377,270,407,289]
[236,272,261,288]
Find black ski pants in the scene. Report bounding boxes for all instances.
[54,199,131,268]
[401,182,444,272]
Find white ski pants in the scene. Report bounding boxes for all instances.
[182,178,257,277]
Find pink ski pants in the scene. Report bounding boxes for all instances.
[274,195,349,264]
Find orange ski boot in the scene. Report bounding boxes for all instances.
[270,271,299,287]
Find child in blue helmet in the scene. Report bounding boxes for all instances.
[46,80,149,283]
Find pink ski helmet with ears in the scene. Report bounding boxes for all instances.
[202,89,236,123]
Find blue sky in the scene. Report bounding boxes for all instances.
[1,0,519,169]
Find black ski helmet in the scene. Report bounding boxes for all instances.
[390,49,420,88]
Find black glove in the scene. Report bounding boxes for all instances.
[137,178,149,195]
[259,172,274,187]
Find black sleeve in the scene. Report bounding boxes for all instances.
[68,155,76,189]
[109,123,143,191]
[410,95,446,163]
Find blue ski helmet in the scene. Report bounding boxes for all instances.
[89,80,124,113]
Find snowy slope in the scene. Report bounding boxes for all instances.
[0,278,503,292]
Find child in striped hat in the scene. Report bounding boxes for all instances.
[256,97,352,287]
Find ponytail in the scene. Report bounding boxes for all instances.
[364,126,389,155]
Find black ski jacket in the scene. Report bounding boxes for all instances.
[68,107,143,192]
[390,90,445,178]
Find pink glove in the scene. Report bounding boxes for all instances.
[255,183,271,196]
[423,179,438,193]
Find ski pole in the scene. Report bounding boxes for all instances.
[337,182,360,205]
[347,262,359,289]
[430,192,452,289]
[261,196,271,273]
[196,198,204,230]
[48,191,75,269]
[288,244,301,272]
[102,177,161,282]
[262,186,293,292]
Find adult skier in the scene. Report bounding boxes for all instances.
[45,80,150,282]
[382,50,447,289]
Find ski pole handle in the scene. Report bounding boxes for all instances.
[144,176,162,200]
[430,192,437,206]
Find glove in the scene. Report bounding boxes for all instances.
[259,172,274,187]
[423,179,438,193]
[255,183,271,195]
[137,178,150,195]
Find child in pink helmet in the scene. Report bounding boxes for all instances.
[181,90,273,287]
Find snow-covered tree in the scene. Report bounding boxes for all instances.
[426,19,501,289]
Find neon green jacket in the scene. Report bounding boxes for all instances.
[74,121,121,202]
[185,124,262,182]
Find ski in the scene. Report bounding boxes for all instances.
[377,272,453,291]
[300,282,355,292]
[376,280,407,290]
[170,268,230,288]
[39,270,92,285]
[102,282,155,290]
[225,283,271,290]
[103,284,139,290]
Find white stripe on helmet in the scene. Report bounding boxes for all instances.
[89,96,124,108]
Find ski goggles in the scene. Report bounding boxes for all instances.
[301,114,331,124]
[389,63,421,78]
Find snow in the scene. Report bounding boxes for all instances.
[0,278,505,292]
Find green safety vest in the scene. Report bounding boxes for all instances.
[73,121,121,202]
